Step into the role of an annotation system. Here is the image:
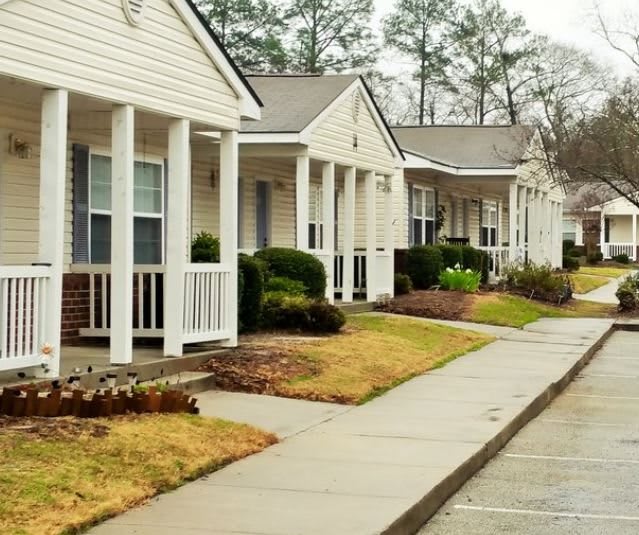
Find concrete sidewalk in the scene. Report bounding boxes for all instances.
[574,272,635,304]
[90,318,614,535]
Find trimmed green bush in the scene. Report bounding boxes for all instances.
[479,251,490,284]
[238,255,266,332]
[563,239,576,254]
[407,246,443,289]
[587,252,604,265]
[394,273,413,295]
[616,281,637,311]
[307,301,346,333]
[563,255,580,271]
[255,248,326,298]
[613,253,631,264]
[460,245,482,272]
[435,244,464,269]
[264,276,307,296]
[191,231,220,263]
[262,292,311,330]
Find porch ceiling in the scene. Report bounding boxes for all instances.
[408,167,514,196]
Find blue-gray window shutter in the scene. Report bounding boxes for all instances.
[434,188,440,243]
[408,183,414,246]
[72,144,90,263]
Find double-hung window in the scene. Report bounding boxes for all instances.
[89,153,164,264]
[562,219,577,243]
[412,186,436,245]
[308,183,323,250]
[481,201,498,247]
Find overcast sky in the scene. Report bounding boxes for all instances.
[372,0,638,74]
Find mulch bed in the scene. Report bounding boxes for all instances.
[198,346,321,395]
[0,415,110,440]
[377,290,474,321]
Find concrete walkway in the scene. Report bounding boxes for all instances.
[90,318,614,535]
[574,272,634,304]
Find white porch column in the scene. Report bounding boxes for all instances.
[110,104,135,365]
[322,162,335,303]
[296,155,310,251]
[517,185,527,256]
[542,191,550,264]
[600,210,606,258]
[555,202,563,267]
[220,131,239,347]
[384,176,394,254]
[508,183,518,263]
[164,118,190,357]
[37,89,68,377]
[342,167,356,303]
[528,188,538,264]
[633,213,637,261]
[365,171,377,303]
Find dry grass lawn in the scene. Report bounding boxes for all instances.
[0,414,276,535]
[578,266,632,279]
[569,273,610,294]
[276,314,492,404]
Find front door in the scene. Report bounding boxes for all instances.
[255,180,271,249]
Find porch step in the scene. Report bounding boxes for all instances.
[140,371,217,396]
[337,301,375,315]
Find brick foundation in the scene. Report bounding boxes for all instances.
[61,273,91,345]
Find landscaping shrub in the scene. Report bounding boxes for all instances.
[479,251,490,284]
[255,248,326,298]
[394,273,413,295]
[407,245,443,289]
[262,292,311,330]
[191,231,220,263]
[264,276,307,296]
[563,239,576,254]
[238,255,266,332]
[307,301,346,333]
[563,255,580,272]
[460,245,483,272]
[435,244,464,269]
[503,263,570,302]
[587,252,604,265]
[616,273,639,311]
[613,253,631,264]
[439,266,481,293]
[568,248,583,258]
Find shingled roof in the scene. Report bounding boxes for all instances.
[391,125,536,169]
[241,74,359,133]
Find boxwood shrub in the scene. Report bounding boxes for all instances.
[255,248,326,298]
[394,273,413,295]
[407,245,443,289]
[436,244,464,269]
[563,255,580,272]
[460,245,483,272]
[264,276,307,295]
[238,255,266,332]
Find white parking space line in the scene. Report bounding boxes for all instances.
[503,453,639,465]
[454,505,639,522]
[567,394,639,401]
[539,418,628,427]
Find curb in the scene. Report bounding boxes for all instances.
[382,323,616,535]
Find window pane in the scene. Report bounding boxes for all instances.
[91,213,111,264]
[490,228,497,246]
[489,209,497,227]
[481,227,489,247]
[425,220,435,245]
[134,218,162,264]
[413,218,423,245]
[134,162,162,214]
[414,189,423,217]
[91,155,112,210]
[308,223,317,250]
[425,190,435,219]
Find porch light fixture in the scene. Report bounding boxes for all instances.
[8,134,33,159]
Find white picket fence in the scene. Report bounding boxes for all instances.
[0,266,51,371]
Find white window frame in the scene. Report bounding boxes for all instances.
[308,182,323,250]
[88,148,165,264]
[412,185,436,245]
[482,200,498,247]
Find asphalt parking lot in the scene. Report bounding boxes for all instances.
[420,330,639,535]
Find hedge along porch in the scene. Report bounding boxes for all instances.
[218,75,403,304]
[0,0,261,375]
[392,126,564,280]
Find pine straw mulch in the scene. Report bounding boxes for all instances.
[376,290,476,321]
[0,415,111,439]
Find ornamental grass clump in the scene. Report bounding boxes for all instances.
[439,264,481,293]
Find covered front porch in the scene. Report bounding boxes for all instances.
[0,77,240,376]
[600,213,639,261]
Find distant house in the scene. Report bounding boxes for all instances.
[219,74,404,303]
[391,125,565,278]
[0,0,261,374]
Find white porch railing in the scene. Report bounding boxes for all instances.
[182,263,231,343]
[478,246,510,281]
[335,252,367,295]
[0,266,51,371]
[72,264,166,338]
[602,243,636,260]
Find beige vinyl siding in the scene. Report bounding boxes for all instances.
[308,88,396,176]
[0,0,240,128]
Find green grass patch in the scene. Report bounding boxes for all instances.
[569,274,610,294]
[578,266,632,278]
